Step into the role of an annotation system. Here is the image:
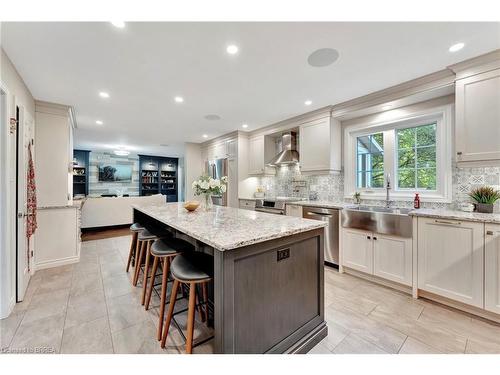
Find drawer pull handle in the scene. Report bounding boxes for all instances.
[487,230,494,235]
[367,236,371,240]
[373,236,377,240]
[435,220,460,225]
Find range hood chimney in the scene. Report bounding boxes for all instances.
[267,131,299,166]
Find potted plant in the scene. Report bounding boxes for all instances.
[468,186,500,213]
[192,175,228,210]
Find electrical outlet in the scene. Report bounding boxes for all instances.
[277,248,290,262]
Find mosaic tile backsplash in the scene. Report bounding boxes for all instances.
[259,164,500,212]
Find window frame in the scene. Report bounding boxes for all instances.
[344,105,453,203]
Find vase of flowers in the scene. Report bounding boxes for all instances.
[192,175,228,211]
[469,186,500,213]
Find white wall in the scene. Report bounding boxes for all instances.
[0,48,35,318]
[184,142,202,201]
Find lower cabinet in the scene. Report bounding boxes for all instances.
[239,199,256,210]
[373,233,412,286]
[342,228,373,274]
[342,228,412,286]
[485,223,500,314]
[417,217,484,308]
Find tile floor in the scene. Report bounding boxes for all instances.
[2,234,500,354]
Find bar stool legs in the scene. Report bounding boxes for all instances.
[157,257,170,340]
[161,279,180,349]
[133,240,146,286]
[141,240,153,305]
[185,282,197,354]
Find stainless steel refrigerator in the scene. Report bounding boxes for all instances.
[205,158,228,206]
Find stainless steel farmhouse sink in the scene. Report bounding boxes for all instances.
[341,206,413,238]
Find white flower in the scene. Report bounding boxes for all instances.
[192,181,198,189]
[221,185,227,193]
[200,181,209,190]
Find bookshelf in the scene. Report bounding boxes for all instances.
[139,155,178,201]
[72,150,90,197]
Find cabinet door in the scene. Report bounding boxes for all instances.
[485,224,500,314]
[299,117,331,172]
[373,234,412,286]
[418,217,484,308]
[248,136,265,174]
[342,228,373,274]
[285,204,303,218]
[226,138,237,158]
[213,142,226,159]
[456,68,500,162]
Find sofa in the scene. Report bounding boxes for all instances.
[80,194,165,229]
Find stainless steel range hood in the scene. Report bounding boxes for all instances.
[267,131,299,166]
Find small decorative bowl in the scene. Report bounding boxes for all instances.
[183,201,200,212]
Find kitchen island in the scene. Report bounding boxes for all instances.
[133,202,327,354]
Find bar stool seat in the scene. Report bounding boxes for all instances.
[150,238,190,257]
[161,253,213,353]
[130,223,145,232]
[126,223,145,272]
[138,229,160,241]
[170,253,212,282]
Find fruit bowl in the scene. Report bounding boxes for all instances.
[183,201,200,212]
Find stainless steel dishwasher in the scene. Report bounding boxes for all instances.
[302,206,339,267]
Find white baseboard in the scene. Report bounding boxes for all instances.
[33,255,80,271]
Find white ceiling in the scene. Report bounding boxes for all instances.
[2,22,499,156]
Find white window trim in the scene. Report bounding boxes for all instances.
[344,104,453,203]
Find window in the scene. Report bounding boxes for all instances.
[356,132,384,188]
[397,123,437,190]
[344,105,452,203]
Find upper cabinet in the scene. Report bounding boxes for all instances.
[451,51,500,164]
[299,115,341,174]
[248,134,276,176]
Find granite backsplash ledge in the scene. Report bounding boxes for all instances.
[258,164,500,212]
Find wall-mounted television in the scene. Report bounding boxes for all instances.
[98,164,132,182]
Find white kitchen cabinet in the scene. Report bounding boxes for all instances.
[299,115,341,174]
[373,233,412,286]
[342,228,373,274]
[248,135,275,176]
[342,228,412,286]
[485,223,500,314]
[285,204,303,218]
[239,199,256,210]
[455,68,500,163]
[417,217,484,308]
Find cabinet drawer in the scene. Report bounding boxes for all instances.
[239,199,256,210]
[285,204,303,217]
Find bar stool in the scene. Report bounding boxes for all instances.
[132,229,165,303]
[161,252,213,354]
[125,223,144,272]
[144,238,193,339]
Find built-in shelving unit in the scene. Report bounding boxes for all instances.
[73,149,90,197]
[139,155,178,202]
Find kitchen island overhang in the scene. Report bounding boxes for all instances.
[133,203,328,354]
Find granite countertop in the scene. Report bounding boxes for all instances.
[409,208,500,224]
[286,200,354,210]
[133,203,326,251]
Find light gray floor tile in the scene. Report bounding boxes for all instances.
[333,333,388,354]
[0,312,25,348]
[398,337,442,354]
[65,289,107,329]
[10,313,65,353]
[112,319,171,354]
[102,273,135,300]
[61,317,113,354]
[106,292,150,333]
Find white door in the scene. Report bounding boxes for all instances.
[417,217,484,308]
[341,228,373,274]
[16,106,34,300]
[485,224,500,314]
[373,233,412,286]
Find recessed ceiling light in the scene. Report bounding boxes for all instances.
[202,134,208,138]
[382,105,392,111]
[114,149,130,156]
[304,100,312,106]
[99,92,110,98]
[204,114,221,121]
[174,96,184,103]
[226,45,239,55]
[308,48,340,67]
[160,144,169,147]
[449,42,465,52]
[95,120,103,125]
[242,124,248,129]
[110,21,125,28]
